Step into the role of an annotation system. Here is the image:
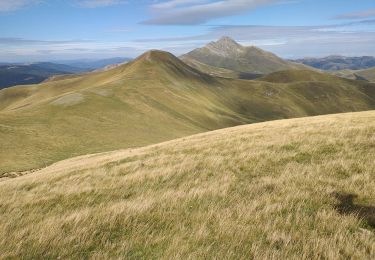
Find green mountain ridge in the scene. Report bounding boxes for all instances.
[293,55,375,71]
[1,50,375,175]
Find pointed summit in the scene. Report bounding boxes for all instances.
[207,36,243,53]
[181,36,308,76]
[216,36,242,47]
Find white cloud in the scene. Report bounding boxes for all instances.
[134,21,375,58]
[335,9,375,20]
[152,0,210,9]
[143,0,281,25]
[0,0,40,12]
[77,0,127,8]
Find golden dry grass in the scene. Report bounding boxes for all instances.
[0,111,375,259]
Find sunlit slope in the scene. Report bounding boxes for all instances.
[1,52,375,174]
[356,67,375,82]
[1,111,374,259]
[332,67,375,82]
[0,51,232,174]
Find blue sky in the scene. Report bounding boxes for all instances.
[0,0,375,62]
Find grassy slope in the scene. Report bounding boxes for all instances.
[356,67,375,82]
[1,52,375,175]
[1,111,374,258]
[332,67,375,82]
[0,51,230,174]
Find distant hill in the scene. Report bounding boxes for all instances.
[331,67,375,82]
[0,58,132,89]
[1,50,375,175]
[356,67,375,82]
[292,55,375,71]
[0,62,86,89]
[180,36,307,78]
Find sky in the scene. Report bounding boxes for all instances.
[0,0,375,62]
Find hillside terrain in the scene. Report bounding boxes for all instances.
[356,68,375,82]
[293,55,375,71]
[1,50,375,175]
[332,67,375,82]
[181,37,307,77]
[0,111,374,258]
[0,62,86,89]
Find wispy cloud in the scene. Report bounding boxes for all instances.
[0,37,89,45]
[77,0,127,8]
[0,37,146,62]
[135,20,375,58]
[0,0,40,12]
[142,0,281,25]
[152,0,211,9]
[334,9,375,20]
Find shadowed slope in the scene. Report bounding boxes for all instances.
[0,111,374,258]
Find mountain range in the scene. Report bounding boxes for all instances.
[0,58,131,89]
[4,38,375,90]
[0,62,86,89]
[1,46,375,175]
[1,37,375,259]
[293,55,375,71]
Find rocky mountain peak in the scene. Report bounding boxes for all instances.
[205,36,244,57]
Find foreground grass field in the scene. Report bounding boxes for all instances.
[1,111,374,259]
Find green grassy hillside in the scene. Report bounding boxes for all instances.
[332,67,375,82]
[356,67,375,82]
[0,111,374,258]
[1,51,375,175]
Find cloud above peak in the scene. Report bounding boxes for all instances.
[142,0,280,25]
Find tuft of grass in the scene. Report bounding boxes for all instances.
[0,110,374,259]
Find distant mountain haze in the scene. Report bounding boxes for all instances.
[0,58,132,89]
[292,56,375,71]
[0,62,86,89]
